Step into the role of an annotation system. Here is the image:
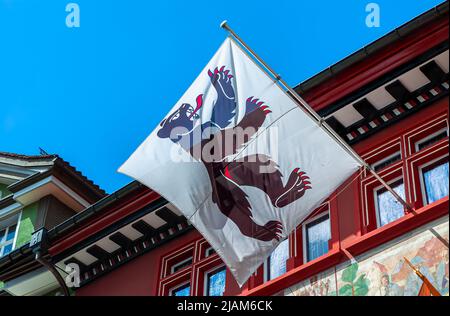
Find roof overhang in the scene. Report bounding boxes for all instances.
[2,267,60,296]
[52,198,191,288]
[0,152,106,203]
[0,200,22,221]
[295,1,449,113]
[0,163,43,185]
[321,47,449,144]
[12,175,90,212]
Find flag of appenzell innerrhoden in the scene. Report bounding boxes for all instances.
[119,37,361,286]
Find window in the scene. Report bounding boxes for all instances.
[205,246,216,257]
[0,223,18,257]
[375,180,406,227]
[421,160,449,205]
[0,183,9,199]
[304,213,331,262]
[415,128,448,152]
[265,238,289,281]
[170,256,193,274]
[371,151,402,172]
[205,267,226,296]
[159,242,227,296]
[170,283,191,296]
[161,245,194,279]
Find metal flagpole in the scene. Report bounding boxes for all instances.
[220,20,414,212]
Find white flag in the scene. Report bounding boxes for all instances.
[119,37,361,286]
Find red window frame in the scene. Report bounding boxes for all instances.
[360,138,405,232]
[405,114,449,208]
[248,200,338,290]
[404,115,448,156]
[418,155,449,205]
[359,111,449,234]
[302,210,331,263]
[159,243,195,279]
[158,237,227,296]
[363,165,406,231]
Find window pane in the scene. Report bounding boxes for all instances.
[6,224,17,241]
[0,229,5,242]
[205,247,216,257]
[417,130,448,151]
[269,239,289,280]
[372,152,402,172]
[377,181,405,227]
[423,161,449,204]
[2,243,13,256]
[306,215,330,262]
[172,284,190,296]
[207,268,226,296]
[172,257,192,273]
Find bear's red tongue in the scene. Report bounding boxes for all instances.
[189,94,203,119]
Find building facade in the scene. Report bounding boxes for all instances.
[0,2,448,296]
[0,152,105,295]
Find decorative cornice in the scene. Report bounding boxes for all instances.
[345,75,448,144]
[71,220,192,287]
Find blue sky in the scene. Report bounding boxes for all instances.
[0,0,444,193]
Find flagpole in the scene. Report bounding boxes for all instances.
[220,20,414,212]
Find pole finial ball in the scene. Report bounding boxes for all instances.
[220,20,228,29]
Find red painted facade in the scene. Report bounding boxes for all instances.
[52,10,448,297]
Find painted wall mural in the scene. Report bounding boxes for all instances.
[285,216,449,296]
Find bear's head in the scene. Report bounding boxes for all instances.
[157,94,203,143]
